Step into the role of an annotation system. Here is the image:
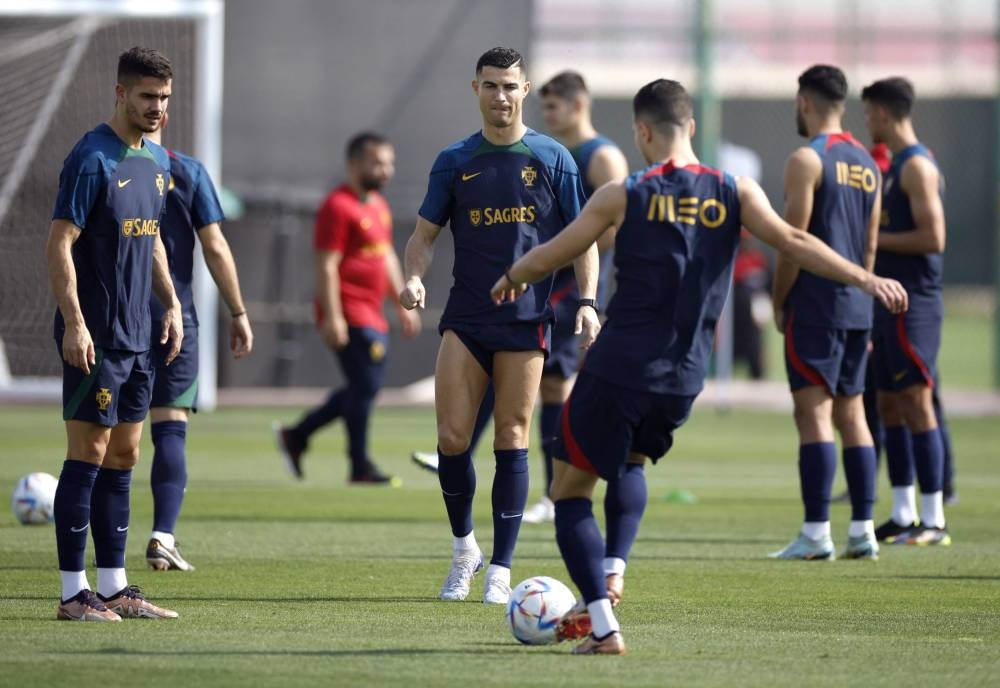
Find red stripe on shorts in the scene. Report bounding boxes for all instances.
[895,312,934,388]
[559,394,599,476]
[784,310,826,388]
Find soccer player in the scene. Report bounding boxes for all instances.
[46,47,182,621]
[861,77,950,545]
[275,133,420,484]
[769,65,882,561]
[490,78,907,654]
[398,47,600,605]
[143,112,254,572]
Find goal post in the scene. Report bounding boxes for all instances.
[0,0,224,409]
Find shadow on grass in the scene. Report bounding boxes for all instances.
[877,574,1000,582]
[52,646,546,657]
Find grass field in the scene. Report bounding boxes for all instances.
[1,405,998,687]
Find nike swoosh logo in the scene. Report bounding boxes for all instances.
[116,526,129,532]
[441,489,463,497]
[70,524,89,533]
[117,178,132,188]
[499,512,523,520]
[894,371,907,381]
[461,172,482,181]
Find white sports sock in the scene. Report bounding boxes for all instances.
[485,564,510,585]
[920,492,945,529]
[801,521,830,540]
[454,531,478,553]
[60,570,89,601]
[587,598,620,638]
[151,530,175,549]
[891,486,917,525]
[603,557,626,577]
[96,568,128,599]
[848,520,875,538]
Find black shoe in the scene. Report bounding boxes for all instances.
[874,518,917,543]
[350,465,400,487]
[272,421,305,479]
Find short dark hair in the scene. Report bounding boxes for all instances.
[346,132,389,161]
[861,77,915,119]
[539,71,588,100]
[117,46,172,86]
[798,64,847,103]
[633,79,693,132]
[475,47,525,76]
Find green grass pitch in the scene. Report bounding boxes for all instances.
[1,405,998,687]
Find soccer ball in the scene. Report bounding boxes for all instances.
[505,576,578,645]
[11,472,58,525]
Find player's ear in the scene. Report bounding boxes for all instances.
[114,83,126,104]
[523,80,531,95]
[688,117,697,141]
[471,79,479,96]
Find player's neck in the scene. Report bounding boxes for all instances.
[559,122,598,149]
[107,114,146,149]
[347,179,371,201]
[482,121,527,146]
[652,141,698,168]
[885,123,919,154]
[809,120,842,138]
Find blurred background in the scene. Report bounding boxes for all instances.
[0,0,997,410]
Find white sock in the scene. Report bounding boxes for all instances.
[587,598,620,638]
[848,520,875,538]
[603,557,626,577]
[151,531,175,549]
[96,568,128,599]
[60,570,89,601]
[920,492,945,529]
[454,531,478,552]
[891,485,918,525]
[801,521,831,540]
[485,564,510,585]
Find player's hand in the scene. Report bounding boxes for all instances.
[62,321,95,374]
[321,315,349,350]
[160,304,184,366]
[575,305,601,350]
[230,313,254,359]
[399,306,422,338]
[490,273,528,304]
[866,275,908,314]
[400,277,425,310]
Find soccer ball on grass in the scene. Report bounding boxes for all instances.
[505,576,577,645]
[11,472,58,525]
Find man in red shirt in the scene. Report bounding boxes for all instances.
[275,133,420,483]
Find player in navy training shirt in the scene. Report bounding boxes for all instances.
[491,78,907,654]
[144,112,254,572]
[46,47,182,622]
[399,47,600,605]
[862,77,950,546]
[769,65,882,562]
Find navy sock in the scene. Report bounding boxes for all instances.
[54,460,99,571]
[469,385,495,456]
[90,467,132,568]
[798,442,837,523]
[490,448,529,568]
[293,388,346,443]
[604,463,647,561]
[539,403,562,495]
[884,425,915,487]
[438,447,475,538]
[554,497,607,604]
[911,428,944,493]
[842,445,877,521]
[343,389,376,476]
[151,420,187,535]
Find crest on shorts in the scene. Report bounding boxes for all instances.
[469,208,482,227]
[155,173,165,196]
[96,388,112,411]
[369,340,386,362]
[521,166,537,187]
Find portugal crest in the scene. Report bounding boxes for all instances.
[469,208,482,227]
[369,340,386,363]
[155,173,165,196]
[521,166,537,187]
[96,388,112,411]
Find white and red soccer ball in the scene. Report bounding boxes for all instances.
[505,576,577,645]
[11,472,58,525]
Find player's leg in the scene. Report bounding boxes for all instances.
[602,453,646,606]
[339,328,396,483]
[435,330,491,601]
[485,348,545,603]
[896,382,949,544]
[833,394,879,559]
[876,390,919,539]
[522,373,570,524]
[931,377,957,504]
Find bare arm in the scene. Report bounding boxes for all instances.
[46,219,93,373]
[771,147,821,331]
[738,177,907,314]
[587,146,630,253]
[878,156,945,254]
[152,233,183,365]
[315,248,348,349]
[197,222,253,357]
[399,216,443,310]
[384,247,421,337]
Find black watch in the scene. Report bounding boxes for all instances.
[578,298,599,314]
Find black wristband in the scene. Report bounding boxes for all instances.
[231,310,246,318]
[578,298,599,314]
